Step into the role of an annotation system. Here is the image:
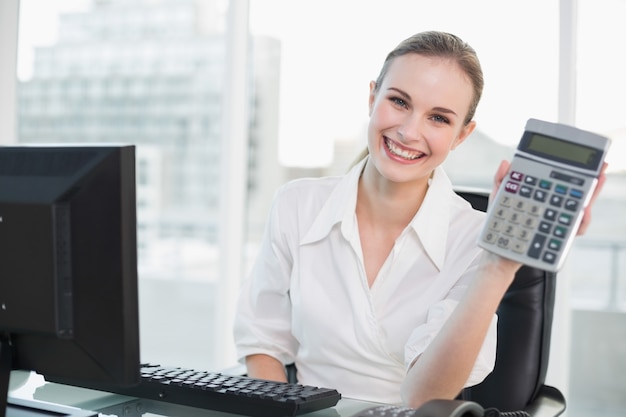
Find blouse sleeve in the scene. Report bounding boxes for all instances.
[233,187,299,366]
[403,255,498,388]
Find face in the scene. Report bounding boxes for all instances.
[366,53,476,186]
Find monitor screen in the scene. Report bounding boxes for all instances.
[0,145,140,416]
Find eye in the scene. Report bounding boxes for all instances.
[430,114,450,124]
[389,96,408,109]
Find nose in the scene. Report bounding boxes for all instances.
[397,112,423,143]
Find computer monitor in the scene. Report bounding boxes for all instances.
[0,144,140,417]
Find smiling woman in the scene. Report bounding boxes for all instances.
[234,31,516,407]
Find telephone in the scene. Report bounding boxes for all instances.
[349,399,531,417]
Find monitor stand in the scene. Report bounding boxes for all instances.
[5,397,98,417]
[1,337,96,417]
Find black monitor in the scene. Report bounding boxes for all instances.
[0,144,140,417]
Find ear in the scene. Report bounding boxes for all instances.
[451,120,476,150]
[368,81,377,116]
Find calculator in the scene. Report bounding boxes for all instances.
[478,118,611,272]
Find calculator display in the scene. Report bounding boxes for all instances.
[522,133,600,169]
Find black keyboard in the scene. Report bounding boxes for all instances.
[94,363,341,417]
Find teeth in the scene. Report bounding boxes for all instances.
[385,138,424,160]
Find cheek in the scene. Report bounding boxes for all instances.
[367,118,380,149]
[428,132,458,155]
[449,138,462,151]
[369,102,397,133]
[367,106,385,140]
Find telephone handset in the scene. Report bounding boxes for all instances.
[348,399,531,417]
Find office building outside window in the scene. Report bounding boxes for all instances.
[17,0,283,370]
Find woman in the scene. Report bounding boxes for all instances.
[233,31,604,407]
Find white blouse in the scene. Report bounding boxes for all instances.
[233,157,497,405]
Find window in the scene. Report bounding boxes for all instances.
[566,1,626,415]
[16,0,242,371]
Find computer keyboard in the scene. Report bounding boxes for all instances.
[93,363,342,417]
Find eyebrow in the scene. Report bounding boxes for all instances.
[387,87,458,117]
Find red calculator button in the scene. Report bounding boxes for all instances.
[505,181,520,193]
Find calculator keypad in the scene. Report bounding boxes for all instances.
[482,169,585,268]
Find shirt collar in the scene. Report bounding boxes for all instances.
[300,157,455,271]
[409,166,454,271]
[300,157,365,246]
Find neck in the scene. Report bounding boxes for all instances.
[357,162,431,229]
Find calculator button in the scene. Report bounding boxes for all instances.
[497,236,512,249]
[512,241,528,254]
[503,224,517,236]
[554,226,567,238]
[508,212,522,224]
[533,189,547,202]
[570,188,584,199]
[542,252,557,264]
[488,219,504,232]
[499,195,513,207]
[483,231,498,244]
[528,234,547,259]
[544,209,557,221]
[494,207,508,219]
[558,213,572,226]
[517,228,532,241]
[539,221,552,234]
[522,216,538,229]
[527,204,542,216]
[554,184,568,195]
[548,239,562,251]
[505,181,520,193]
[524,175,538,185]
[519,185,533,198]
[513,199,526,211]
[564,199,579,211]
[539,179,552,190]
[549,195,563,207]
[510,171,524,181]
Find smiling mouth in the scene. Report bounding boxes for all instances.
[384,137,426,161]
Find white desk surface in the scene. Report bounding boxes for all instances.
[8,370,380,417]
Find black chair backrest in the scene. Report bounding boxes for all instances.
[455,189,557,412]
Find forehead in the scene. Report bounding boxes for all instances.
[382,53,474,108]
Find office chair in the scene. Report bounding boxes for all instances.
[450,187,566,416]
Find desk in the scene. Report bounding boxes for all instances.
[8,370,378,417]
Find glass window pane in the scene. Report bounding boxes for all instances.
[568,1,626,415]
[250,0,559,189]
[17,0,237,371]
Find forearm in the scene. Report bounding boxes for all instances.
[245,354,288,382]
[401,252,520,407]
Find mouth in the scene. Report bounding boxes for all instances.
[383,137,426,161]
